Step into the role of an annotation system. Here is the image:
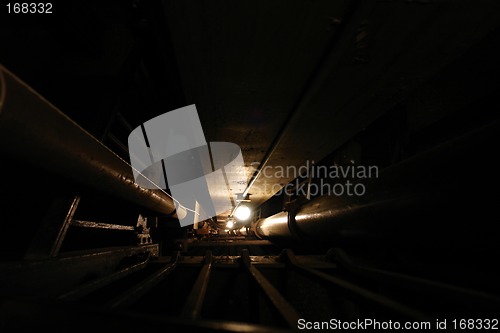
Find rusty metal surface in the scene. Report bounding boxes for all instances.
[0,66,179,217]
[71,220,135,231]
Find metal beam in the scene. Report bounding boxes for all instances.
[107,252,179,309]
[328,248,500,309]
[0,244,159,299]
[25,196,80,260]
[280,249,429,321]
[71,220,135,231]
[240,249,300,329]
[0,298,292,333]
[58,254,151,301]
[181,250,213,320]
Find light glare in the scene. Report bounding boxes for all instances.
[234,205,252,221]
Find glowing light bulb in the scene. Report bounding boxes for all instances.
[234,205,252,221]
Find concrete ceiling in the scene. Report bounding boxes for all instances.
[162,0,500,219]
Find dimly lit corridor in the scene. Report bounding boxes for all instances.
[1,1,500,331]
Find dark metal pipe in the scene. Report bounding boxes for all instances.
[255,120,500,244]
[0,65,182,217]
